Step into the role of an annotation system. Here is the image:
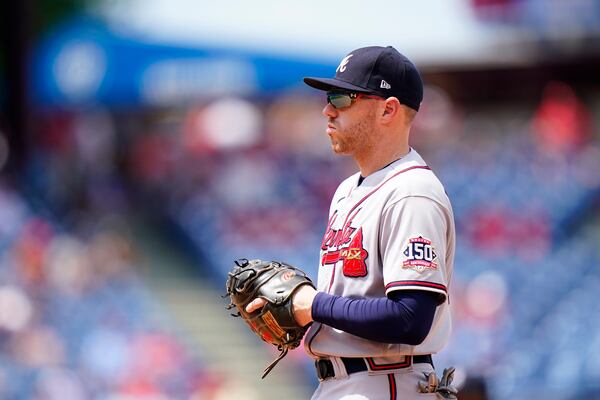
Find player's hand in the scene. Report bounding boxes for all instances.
[245,285,318,327]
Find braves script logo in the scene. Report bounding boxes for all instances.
[403,236,437,273]
[321,210,357,250]
[336,54,353,73]
[321,209,369,277]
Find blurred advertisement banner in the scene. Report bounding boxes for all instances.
[32,18,334,107]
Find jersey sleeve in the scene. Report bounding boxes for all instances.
[380,196,450,303]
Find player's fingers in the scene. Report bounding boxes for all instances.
[245,298,267,313]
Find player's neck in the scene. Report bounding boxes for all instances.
[355,142,410,177]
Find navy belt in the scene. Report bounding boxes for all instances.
[315,355,433,380]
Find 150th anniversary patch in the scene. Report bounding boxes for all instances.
[402,236,437,272]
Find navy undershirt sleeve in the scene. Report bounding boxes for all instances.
[311,290,438,345]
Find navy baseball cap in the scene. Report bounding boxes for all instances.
[304,46,423,111]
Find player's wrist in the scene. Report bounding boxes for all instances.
[292,285,318,327]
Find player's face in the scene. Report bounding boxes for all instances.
[323,92,381,156]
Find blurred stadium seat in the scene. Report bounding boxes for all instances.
[0,184,226,399]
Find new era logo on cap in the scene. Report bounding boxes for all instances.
[303,46,423,111]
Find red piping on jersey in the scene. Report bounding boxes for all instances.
[385,280,447,293]
[366,356,412,370]
[327,264,337,298]
[344,165,431,232]
[388,374,397,400]
[326,165,431,294]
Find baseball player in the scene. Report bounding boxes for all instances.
[248,46,455,399]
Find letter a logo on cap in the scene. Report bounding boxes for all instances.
[336,54,353,73]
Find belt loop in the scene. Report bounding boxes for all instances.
[315,359,334,381]
[331,357,349,379]
[315,357,350,381]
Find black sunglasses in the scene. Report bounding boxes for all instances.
[326,91,383,109]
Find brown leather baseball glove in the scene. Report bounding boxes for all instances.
[225,259,315,378]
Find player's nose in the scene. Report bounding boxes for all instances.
[323,102,338,118]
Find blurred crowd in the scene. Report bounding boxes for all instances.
[11,78,600,399]
[0,183,231,399]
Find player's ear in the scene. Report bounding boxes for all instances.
[380,97,401,124]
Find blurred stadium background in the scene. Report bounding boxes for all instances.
[1,0,600,399]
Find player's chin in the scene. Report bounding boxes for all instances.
[331,144,351,155]
[329,137,346,154]
[329,139,341,153]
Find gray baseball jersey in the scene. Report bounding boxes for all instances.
[305,148,455,365]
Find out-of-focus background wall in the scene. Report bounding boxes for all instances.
[1,0,600,399]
